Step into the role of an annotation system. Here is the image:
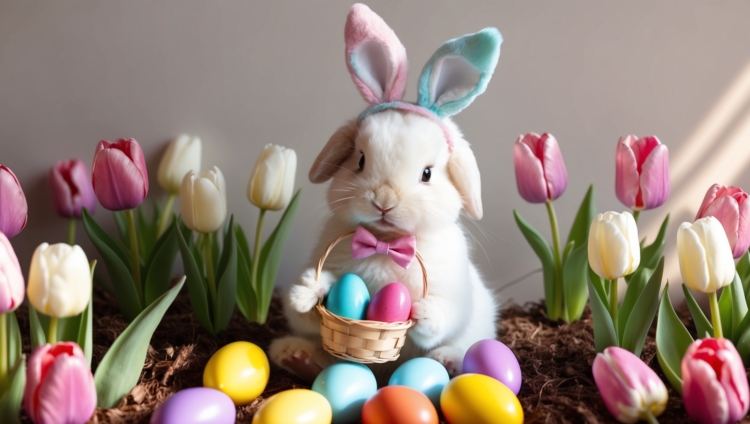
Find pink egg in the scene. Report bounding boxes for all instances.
[366,282,412,322]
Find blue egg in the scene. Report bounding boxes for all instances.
[388,357,449,406]
[312,362,377,424]
[326,273,370,319]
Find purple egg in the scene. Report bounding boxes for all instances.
[462,339,522,394]
[150,387,236,424]
[366,282,412,323]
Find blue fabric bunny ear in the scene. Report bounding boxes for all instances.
[417,28,502,118]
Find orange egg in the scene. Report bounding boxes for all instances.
[362,386,438,424]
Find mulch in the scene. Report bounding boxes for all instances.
[13,286,707,423]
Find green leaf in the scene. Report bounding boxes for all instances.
[0,357,25,424]
[655,284,693,393]
[587,278,618,352]
[94,277,185,408]
[236,242,258,322]
[621,258,663,356]
[562,242,589,322]
[565,184,595,250]
[737,251,750,292]
[77,296,93,366]
[144,223,179,305]
[28,305,46,348]
[617,266,653,339]
[640,214,669,271]
[737,325,750,366]
[719,285,734,341]
[730,272,748,344]
[562,240,575,264]
[683,285,713,339]
[114,211,128,247]
[175,222,213,334]
[5,312,21,370]
[214,216,238,333]
[514,209,558,319]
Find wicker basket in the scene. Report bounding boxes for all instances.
[315,230,428,363]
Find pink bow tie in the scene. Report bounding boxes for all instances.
[351,226,416,269]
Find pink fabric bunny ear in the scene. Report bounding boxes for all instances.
[345,4,408,105]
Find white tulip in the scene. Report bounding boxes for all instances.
[180,166,227,233]
[27,243,91,318]
[588,211,641,280]
[677,216,736,293]
[247,144,297,211]
[157,134,202,194]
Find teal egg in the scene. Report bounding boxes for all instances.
[388,358,449,406]
[312,362,377,424]
[326,273,370,319]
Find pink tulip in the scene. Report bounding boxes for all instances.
[49,159,97,218]
[592,346,668,423]
[695,184,750,259]
[0,165,28,238]
[682,338,750,424]
[24,342,96,424]
[0,232,24,314]
[615,135,669,211]
[513,133,568,203]
[91,138,149,211]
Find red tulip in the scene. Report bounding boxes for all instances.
[91,138,149,211]
[615,135,669,211]
[0,231,24,314]
[695,184,750,259]
[49,159,96,218]
[513,133,568,203]
[0,165,27,238]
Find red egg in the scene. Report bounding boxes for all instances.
[362,386,438,424]
[366,282,412,322]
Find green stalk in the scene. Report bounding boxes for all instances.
[203,232,218,307]
[47,317,58,345]
[0,313,7,394]
[124,209,144,307]
[610,278,619,331]
[67,218,76,246]
[157,193,177,237]
[632,209,640,224]
[545,201,564,319]
[644,411,659,424]
[251,209,267,323]
[709,291,723,339]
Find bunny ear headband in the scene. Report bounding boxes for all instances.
[345,3,503,151]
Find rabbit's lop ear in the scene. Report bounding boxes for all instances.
[418,28,502,118]
[449,139,483,220]
[345,4,408,105]
[309,120,358,184]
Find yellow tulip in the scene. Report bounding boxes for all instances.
[677,216,736,293]
[588,211,640,280]
[247,144,297,211]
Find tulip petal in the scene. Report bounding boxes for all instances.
[192,175,226,233]
[639,144,669,209]
[49,163,75,217]
[93,148,146,211]
[735,196,750,258]
[0,232,24,313]
[683,357,730,424]
[513,138,548,203]
[703,196,740,253]
[696,184,721,221]
[677,223,711,292]
[593,353,641,423]
[68,160,96,216]
[540,133,568,201]
[588,216,605,278]
[0,165,28,237]
[717,342,750,421]
[34,345,96,424]
[615,140,640,209]
[597,220,630,280]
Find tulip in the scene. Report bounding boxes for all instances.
[247,144,297,211]
[677,216,736,294]
[27,243,91,319]
[157,134,202,194]
[682,338,749,424]
[49,159,96,219]
[695,184,750,259]
[0,232,23,314]
[615,135,669,211]
[513,133,568,203]
[91,138,149,211]
[24,342,96,424]
[588,211,640,280]
[0,165,28,238]
[593,346,668,423]
[180,166,227,234]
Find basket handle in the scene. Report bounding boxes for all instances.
[315,230,428,299]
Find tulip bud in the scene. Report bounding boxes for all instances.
[49,159,96,218]
[157,134,202,194]
[512,133,568,203]
[27,243,91,318]
[0,164,28,238]
[247,144,297,211]
[180,166,227,233]
[593,346,668,423]
[0,232,24,314]
[24,342,96,424]
[677,216,736,294]
[588,211,640,280]
[695,184,750,259]
[682,338,750,424]
[615,135,669,211]
[91,138,149,211]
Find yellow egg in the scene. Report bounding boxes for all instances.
[252,389,333,424]
[440,374,524,424]
[203,341,270,405]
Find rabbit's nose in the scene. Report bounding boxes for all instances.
[372,201,395,215]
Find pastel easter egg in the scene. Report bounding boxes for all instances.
[252,389,332,424]
[203,341,270,405]
[312,362,377,424]
[366,282,411,322]
[440,374,523,424]
[361,386,438,424]
[388,358,449,406]
[462,339,522,394]
[326,273,370,319]
[150,388,236,424]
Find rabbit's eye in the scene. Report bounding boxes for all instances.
[421,167,432,182]
[358,154,365,170]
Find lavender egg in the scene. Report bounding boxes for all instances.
[366,282,411,322]
[150,387,236,424]
[462,339,522,394]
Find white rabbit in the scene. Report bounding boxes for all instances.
[270,3,503,383]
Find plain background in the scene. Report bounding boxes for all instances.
[2,1,750,306]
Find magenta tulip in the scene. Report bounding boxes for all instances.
[0,232,23,314]
[513,133,568,203]
[695,184,750,259]
[91,138,149,211]
[615,135,669,211]
[682,338,750,424]
[0,165,27,238]
[49,159,96,218]
[592,346,668,423]
[24,342,96,424]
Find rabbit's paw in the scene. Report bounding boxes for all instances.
[427,346,464,377]
[410,297,444,340]
[269,336,323,384]
[289,268,336,313]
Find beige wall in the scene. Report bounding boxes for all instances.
[2,1,749,305]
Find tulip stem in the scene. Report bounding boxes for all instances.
[609,278,619,330]
[47,317,58,345]
[157,193,177,237]
[67,218,76,246]
[644,411,659,424]
[545,200,564,320]
[0,313,7,393]
[203,232,218,307]
[124,209,144,308]
[632,210,640,224]
[251,209,267,323]
[709,291,723,339]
